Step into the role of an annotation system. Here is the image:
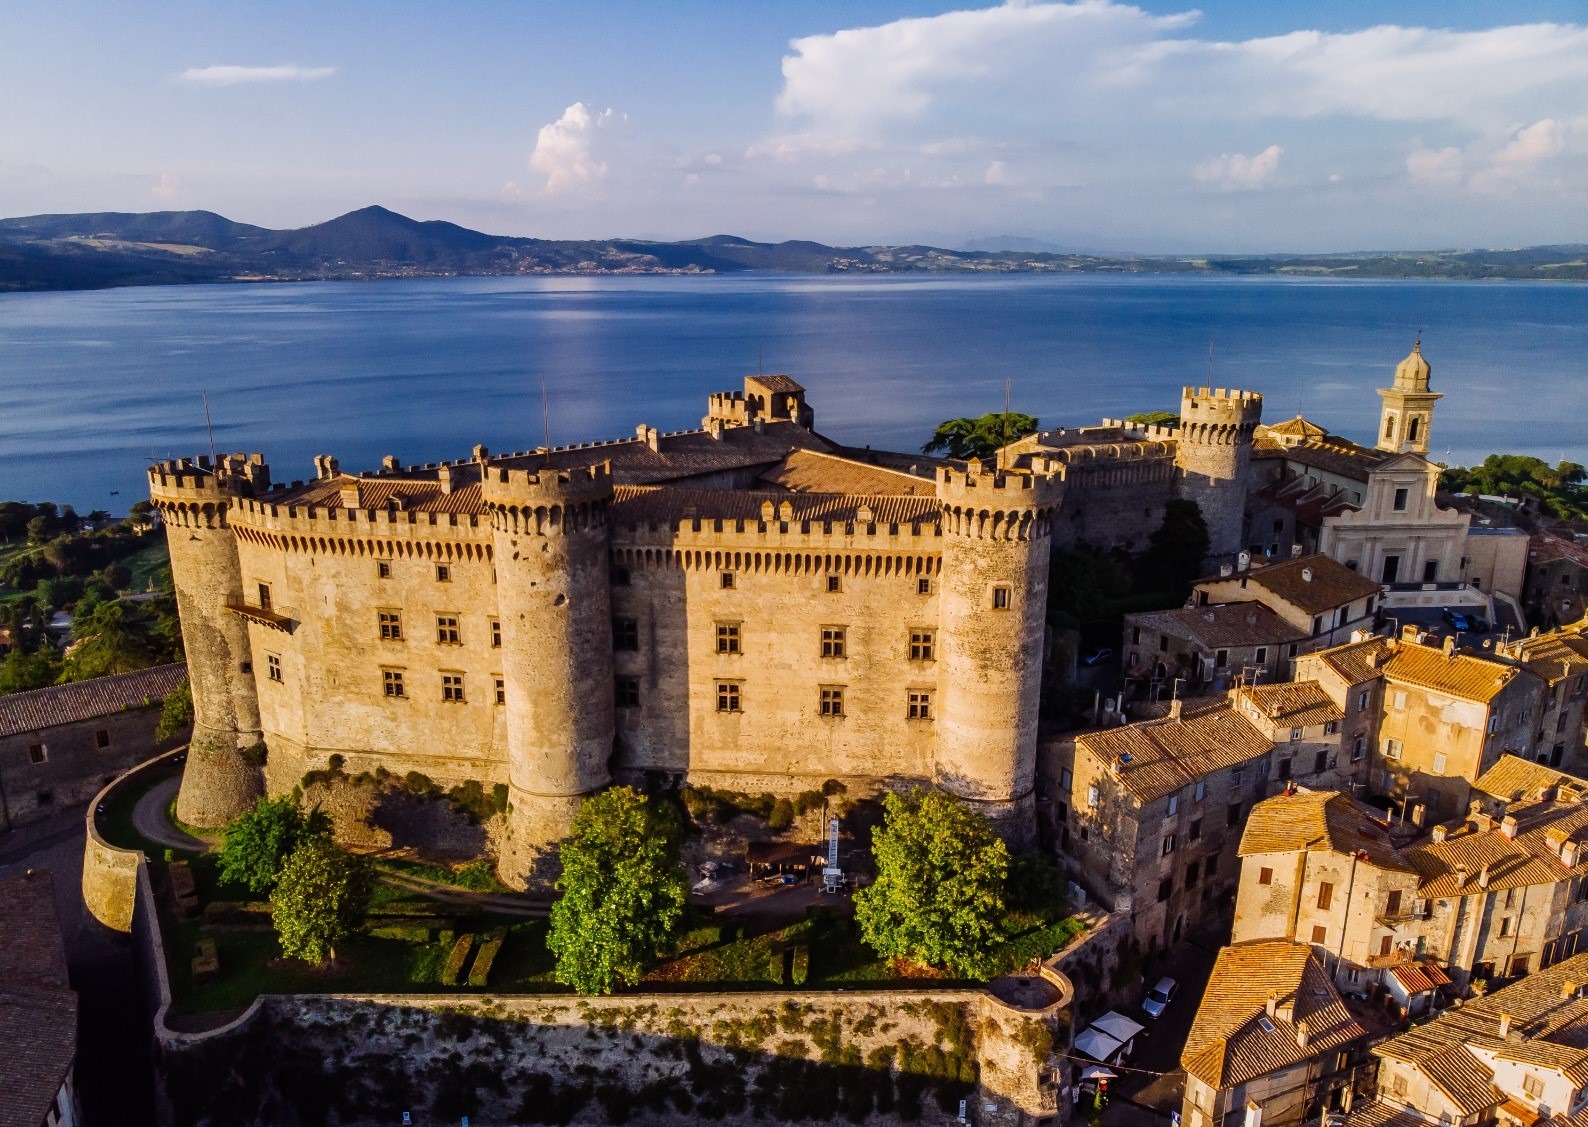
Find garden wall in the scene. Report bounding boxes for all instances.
[82,747,185,930]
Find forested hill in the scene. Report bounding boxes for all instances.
[2,204,1585,292]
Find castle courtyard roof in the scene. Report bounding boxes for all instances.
[1125,602,1308,651]
[609,486,940,528]
[1251,433,1387,482]
[1238,789,1412,871]
[1076,699,1273,805]
[0,662,187,739]
[757,449,937,497]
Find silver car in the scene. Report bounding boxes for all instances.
[1142,977,1178,1019]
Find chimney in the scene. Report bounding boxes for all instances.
[637,424,660,452]
[1169,699,1184,722]
[1266,992,1278,1019]
[1301,567,1313,583]
[707,417,726,440]
[1295,1018,1310,1049]
[1402,624,1420,643]
[1432,824,1448,844]
[1478,865,1491,889]
[1221,564,1234,577]
[1291,544,1303,559]
[1539,786,1557,803]
[339,480,362,508]
[1238,551,1251,572]
[1564,842,1580,867]
[382,454,400,471]
[753,418,765,434]
[437,464,453,494]
[1244,1102,1263,1127]
[472,444,489,462]
[1498,1013,1512,1038]
[1454,864,1469,888]
[1501,815,1519,840]
[1564,981,1580,1000]
[1443,636,1456,657]
[778,500,794,522]
[760,500,774,521]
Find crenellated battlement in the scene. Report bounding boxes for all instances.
[935,465,1065,510]
[482,461,613,501]
[1179,386,1263,431]
[148,452,271,498]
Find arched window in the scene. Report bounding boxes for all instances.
[1383,414,1396,440]
[1408,416,1421,442]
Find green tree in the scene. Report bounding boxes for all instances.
[1135,498,1210,597]
[548,786,688,994]
[60,598,159,680]
[922,412,1039,461]
[271,836,373,964]
[219,795,330,895]
[155,678,193,743]
[854,790,1010,978]
[1125,410,1178,427]
[0,648,62,694]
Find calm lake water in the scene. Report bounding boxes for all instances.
[1,273,1585,510]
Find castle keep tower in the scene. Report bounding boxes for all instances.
[483,462,617,886]
[148,455,269,827]
[1376,341,1441,456]
[933,465,1063,844]
[1173,387,1262,560]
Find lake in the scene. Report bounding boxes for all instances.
[1,273,1585,510]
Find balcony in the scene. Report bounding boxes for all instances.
[224,602,295,633]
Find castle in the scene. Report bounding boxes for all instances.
[151,349,1511,884]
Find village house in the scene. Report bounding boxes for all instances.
[1497,620,1588,773]
[1192,552,1384,655]
[1234,680,1360,792]
[0,870,80,1127]
[1525,530,1588,630]
[1121,600,1307,692]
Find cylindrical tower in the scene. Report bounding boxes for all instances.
[483,461,616,887]
[934,465,1064,847]
[1173,386,1262,561]
[148,455,268,827]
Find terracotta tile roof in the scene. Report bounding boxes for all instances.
[0,872,77,1127]
[1341,1100,1438,1127]
[1246,477,1358,528]
[1251,434,1387,480]
[1231,554,1384,616]
[1407,797,1588,898]
[609,486,940,529]
[1182,940,1379,1089]
[1383,641,1523,703]
[1495,1041,1588,1085]
[1473,755,1588,805]
[1241,681,1344,729]
[1530,530,1588,570]
[1307,635,1396,685]
[1261,416,1331,441]
[0,662,187,739]
[1077,700,1272,805]
[1125,603,1308,651]
[1388,963,1451,994]
[757,449,937,498]
[744,373,805,394]
[1238,789,1413,872]
[273,474,487,515]
[1420,1044,1504,1113]
[1503,628,1588,685]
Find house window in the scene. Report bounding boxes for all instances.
[26,744,46,765]
[1357,690,1370,711]
[490,619,501,648]
[821,627,846,659]
[613,617,639,651]
[1386,890,1402,915]
[95,729,111,749]
[1060,768,1073,790]
[1162,834,1176,856]
[1259,867,1273,886]
[1487,715,1501,735]
[1228,802,1243,828]
[907,690,933,720]
[1393,488,1408,512]
[1167,794,1179,815]
[917,578,931,595]
[826,574,842,593]
[1524,1074,1544,1099]
[716,623,741,654]
[1318,882,1334,910]
[436,615,461,645]
[494,678,506,705]
[257,582,272,610]
[992,585,1012,610]
[615,676,641,708]
[1314,750,1328,774]
[1132,626,1142,645]
[1380,935,1393,957]
[1432,752,1447,774]
[715,681,741,713]
[1186,860,1201,886]
[1189,817,1203,842]
[1382,555,1400,584]
[1312,925,1327,945]
[379,610,403,640]
[1499,916,1514,938]
[1278,757,1293,780]
[1384,738,1403,760]
[909,630,936,661]
[382,670,406,698]
[1159,634,1170,653]
[435,564,450,582]
[819,686,844,717]
[1291,727,1302,742]
[267,654,282,682]
[1194,780,1206,802]
[1215,649,1228,669]
[1312,616,1323,637]
[1255,647,1267,665]
[1231,767,1244,786]
[1157,879,1172,903]
[441,673,465,702]
[720,571,735,590]
[1323,720,1340,736]
[377,560,392,579]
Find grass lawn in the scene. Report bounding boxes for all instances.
[98,760,192,857]
[123,539,171,592]
[374,856,508,893]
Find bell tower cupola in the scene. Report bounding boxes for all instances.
[1376,341,1441,455]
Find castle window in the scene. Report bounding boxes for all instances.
[917,578,931,596]
[715,682,741,713]
[909,630,935,661]
[95,729,111,749]
[611,565,631,587]
[613,617,639,651]
[436,616,461,645]
[720,571,735,590]
[441,673,465,703]
[907,690,932,720]
[257,583,272,610]
[821,627,846,659]
[615,676,640,708]
[383,670,406,698]
[1392,488,1408,512]
[826,574,842,593]
[379,610,403,641]
[27,744,45,765]
[819,686,845,717]
[267,654,282,682]
[377,560,392,579]
[494,678,506,705]
[716,623,741,655]
[991,585,1012,610]
[490,619,501,648]
[436,564,451,582]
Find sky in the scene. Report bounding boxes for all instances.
[2,1,1586,253]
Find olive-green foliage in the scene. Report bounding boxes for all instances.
[61,598,161,679]
[549,786,688,994]
[219,795,330,896]
[446,779,497,823]
[1135,498,1210,599]
[921,412,1039,461]
[854,790,1010,977]
[767,798,796,831]
[270,836,373,963]
[155,678,194,743]
[1126,410,1179,427]
[1442,455,1588,520]
[680,784,775,824]
[0,648,61,693]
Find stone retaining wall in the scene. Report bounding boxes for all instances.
[81,747,186,931]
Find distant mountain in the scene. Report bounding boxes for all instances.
[0,206,1583,293]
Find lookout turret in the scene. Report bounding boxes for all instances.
[1376,341,1441,456]
[1174,386,1262,561]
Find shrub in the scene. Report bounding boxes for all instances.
[271,837,373,963]
[154,678,193,743]
[403,771,437,796]
[767,798,795,831]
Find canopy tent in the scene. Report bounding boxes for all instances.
[1092,1011,1146,1043]
[1074,1026,1128,1065]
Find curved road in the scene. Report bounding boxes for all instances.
[130,775,208,853]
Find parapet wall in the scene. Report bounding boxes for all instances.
[1179,386,1263,431]
[82,747,186,931]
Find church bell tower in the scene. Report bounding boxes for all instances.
[1376,341,1441,456]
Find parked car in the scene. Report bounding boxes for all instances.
[1442,609,1473,632]
[1082,647,1115,666]
[1142,977,1178,1019]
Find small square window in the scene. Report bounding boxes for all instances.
[1228,802,1243,828]
[1392,487,1408,512]
[720,571,735,590]
[821,627,846,659]
[1157,879,1172,903]
[917,577,931,595]
[1357,689,1370,710]
[613,617,639,651]
[1161,834,1176,856]
[436,564,451,582]
[267,654,282,682]
[494,678,506,705]
[95,729,111,750]
[1311,924,1327,945]
[257,582,272,610]
[1189,817,1203,842]
[379,610,403,640]
[819,686,845,717]
[27,744,46,765]
[610,565,631,587]
[1324,720,1339,735]
[1432,752,1447,774]
[490,619,501,648]
[826,574,842,593]
[377,560,392,579]
[615,676,641,708]
[1290,727,1302,742]
[716,682,741,713]
[441,673,465,703]
[436,615,461,645]
[383,670,406,698]
[907,690,932,720]
[716,623,741,655]
[992,585,1012,610]
[909,630,935,661]
[1254,646,1267,665]
[1259,866,1273,885]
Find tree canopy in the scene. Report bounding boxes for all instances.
[155,678,193,743]
[548,786,688,995]
[271,836,373,964]
[1135,498,1211,597]
[922,412,1039,462]
[61,599,162,680]
[1441,455,1588,520]
[1125,410,1179,427]
[854,790,1010,978]
[219,795,331,896]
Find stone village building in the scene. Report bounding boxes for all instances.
[1528,530,1588,630]
[0,870,80,1127]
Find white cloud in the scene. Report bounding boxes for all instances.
[528,102,626,194]
[984,160,1010,185]
[150,172,179,202]
[1194,145,1283,189]
[1406,146,1463,183]
[1469,118,1565,191]
[180,65,335,85]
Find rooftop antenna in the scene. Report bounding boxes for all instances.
[1206,340,1214,383]
[540,377,552,462]
[201,388,217,465]
[1000,378,1012,471]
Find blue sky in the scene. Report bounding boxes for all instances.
[2,1,1585,252]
